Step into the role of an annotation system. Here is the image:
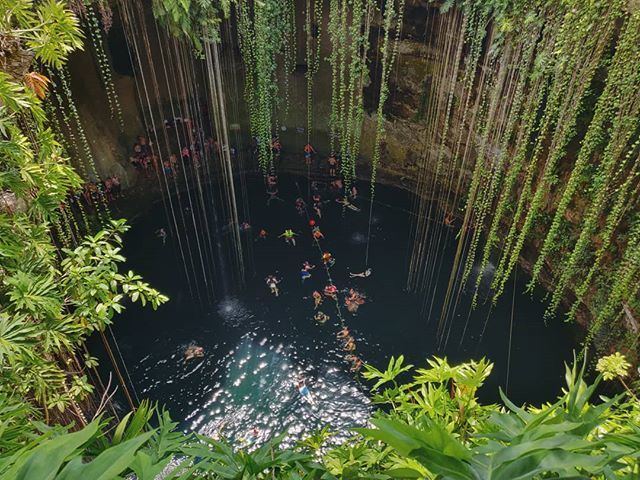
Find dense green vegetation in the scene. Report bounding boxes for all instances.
[0,0,166,423]
[0,354,639,478]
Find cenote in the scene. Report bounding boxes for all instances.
[5,0,640,476]
[107,174,576,445]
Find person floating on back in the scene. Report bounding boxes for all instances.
[296,379,315,405]
[349,268,372,278]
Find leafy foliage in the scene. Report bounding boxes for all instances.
[1,355,639,479]
[0,0,167,419]
[152,0,231,51]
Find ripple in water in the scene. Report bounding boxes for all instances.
[187,335,370,449]
[217,297,254,327]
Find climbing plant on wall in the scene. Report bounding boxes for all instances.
[236,0,297,172]
[327,0,375,185]
[408,0,640,355]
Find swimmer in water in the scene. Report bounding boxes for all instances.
[301,268,312,282]
[349,268,372,278]
[312,290,323,309]
[265,275,281,296]
[296,380,315,404]
[349,356,363,372]
[184,345,204,361]
[343,337,356,352]
[444,212,455,227]
[295,197,306,216]
[324,284,338,300]
[312,226,324,240]
[279,229,298,246]
[337,327,350,339]
[322,252,335,267]
[314,311,329,324]
[257,228,268,240]
[156,228,167,245]
[336,196,361,212]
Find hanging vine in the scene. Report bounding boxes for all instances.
[327,0,375,185]
[236,0,296,172]
[305,0,323,143]
[407,0,640,353]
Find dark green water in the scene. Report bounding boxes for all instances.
[109,174,576,447]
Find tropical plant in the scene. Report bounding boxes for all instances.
[1,0,167,422]
[2,354,638,479]
[152,0,231,51]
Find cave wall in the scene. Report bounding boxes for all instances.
[62,0,624,336]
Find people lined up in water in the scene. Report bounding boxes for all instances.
[345,354,363,372]
[184,344,204,361]
[295,197,306,216]
[265,275,281,297]
[322,252,335,267]
[323,284,338,300]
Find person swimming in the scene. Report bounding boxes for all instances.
[444,212,455,227]
[324,284,338,300]
[312,290,322,309]
[337,327,350,339]
[345,288,366,313]
[296,379,315,404]
[343,337,356,352]
[265,275,281,296]
[349,268,372,278]
[348,355,363,372]
[312,226,324,240]
[301,261,315,282]
[301,268,312,282]
[314,311,329,324]
[156,228,167,246]
[279,229,298,246]
[295,197,306,216]
[322,252,335,267]
[336,197,361,212]
[184,345,204,361]
[257,228,268,240]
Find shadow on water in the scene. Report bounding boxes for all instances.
[107,173,577,446]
